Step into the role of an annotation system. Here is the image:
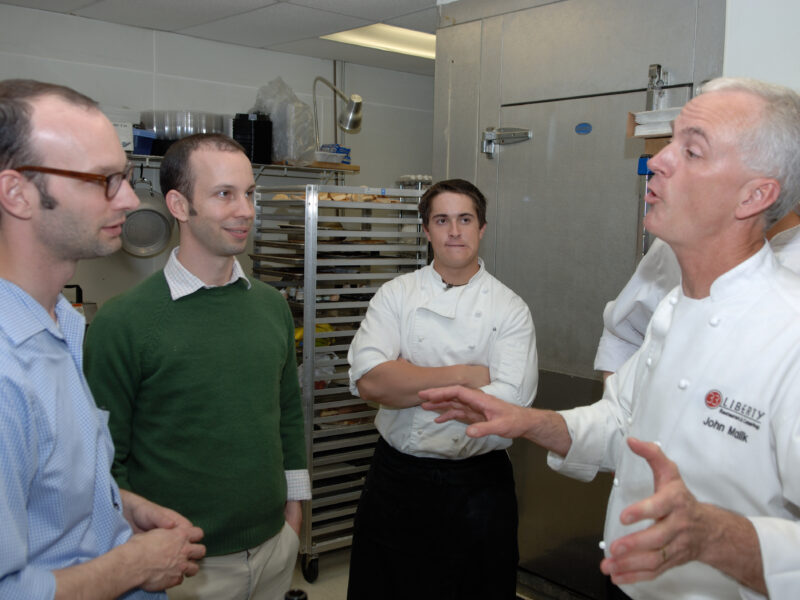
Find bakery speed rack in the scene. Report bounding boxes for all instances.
[251,184,427,582]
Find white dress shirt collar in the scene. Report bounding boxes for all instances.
[163,246,251,301]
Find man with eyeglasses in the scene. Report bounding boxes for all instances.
[0,79,205,599]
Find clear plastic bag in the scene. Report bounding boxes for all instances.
[297,351,338,390]
[251,77,315,165]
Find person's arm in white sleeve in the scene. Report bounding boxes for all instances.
[742,373,800,598]
[594,238,681,376]
[480,296,538,408]
[348,282,490,408]
[547,357,634,481]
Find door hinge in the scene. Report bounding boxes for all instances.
[481,127,532,159]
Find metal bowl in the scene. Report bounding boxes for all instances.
[140,110,226,140]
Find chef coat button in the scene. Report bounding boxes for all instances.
[598,540,607,550]
[709,316,721,327]
[468,344,475,350]
[482,287,488,294]
[669,296,678,305]
[646,357,653,367]
[627,417,633,425]
[475,311,482,318]
[613,477,620,487]
[678,378,689,390]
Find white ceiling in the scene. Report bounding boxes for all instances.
[0,0,443,75]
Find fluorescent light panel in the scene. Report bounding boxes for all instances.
[321,24,435,60]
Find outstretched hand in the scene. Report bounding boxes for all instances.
[600,437,711,585]
[419,385,530,439]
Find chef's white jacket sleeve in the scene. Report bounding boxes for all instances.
[593,238,681,373]
[347,283,401,397]
[480,296,538,408]
[744,376,800,599]
[743,518,798,599]
[546,357,636,481]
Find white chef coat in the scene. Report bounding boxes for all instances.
[551,244,800,599]
[594,225,800,374]
[348,259,538,459]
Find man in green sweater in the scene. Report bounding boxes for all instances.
[85,133,309,600]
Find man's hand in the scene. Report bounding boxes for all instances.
[419,385,527,438]
[420,385,571,456]
[53,522,206,599]
[601,438,766,594]
[119,490,206,589]
[127,526,206,591]
[285,500,302,536]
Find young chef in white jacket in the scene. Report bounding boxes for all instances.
[346,179,538,600]
[420,78,800,600]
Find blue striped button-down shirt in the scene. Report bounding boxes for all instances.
[0,279,163,599]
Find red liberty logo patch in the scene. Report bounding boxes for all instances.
[705,390,722,409]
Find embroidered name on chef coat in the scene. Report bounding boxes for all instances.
[700,388,766,443]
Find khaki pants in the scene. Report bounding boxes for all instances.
[168,522,300,600]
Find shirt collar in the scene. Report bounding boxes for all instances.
[0,278,84,351]
[164,246,251,301]
[428,257,486,289]
[706,242,774,301]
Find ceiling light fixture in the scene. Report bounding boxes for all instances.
[321,24,435,60]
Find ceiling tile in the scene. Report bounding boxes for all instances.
[386,6,439,33]
[0,0,92,11]
[286,0,437,22]
[268,37,434,76]
[73,0,278,32]
[179,2,370,48]
[1,0,445,74]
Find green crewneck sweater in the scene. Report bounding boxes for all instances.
[84,272,306,555]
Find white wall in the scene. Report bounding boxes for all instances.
[0,4,433,305]
[723,0,800,90]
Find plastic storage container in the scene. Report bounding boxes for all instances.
[132,129,156,155]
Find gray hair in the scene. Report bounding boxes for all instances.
[700,77,800,228]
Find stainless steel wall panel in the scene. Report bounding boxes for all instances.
[694,0,726,87]
[439,0,565,27]
[432,21,483,182]
[499,0,700,105]
[494,92,645,378]
[475,15,505,274]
